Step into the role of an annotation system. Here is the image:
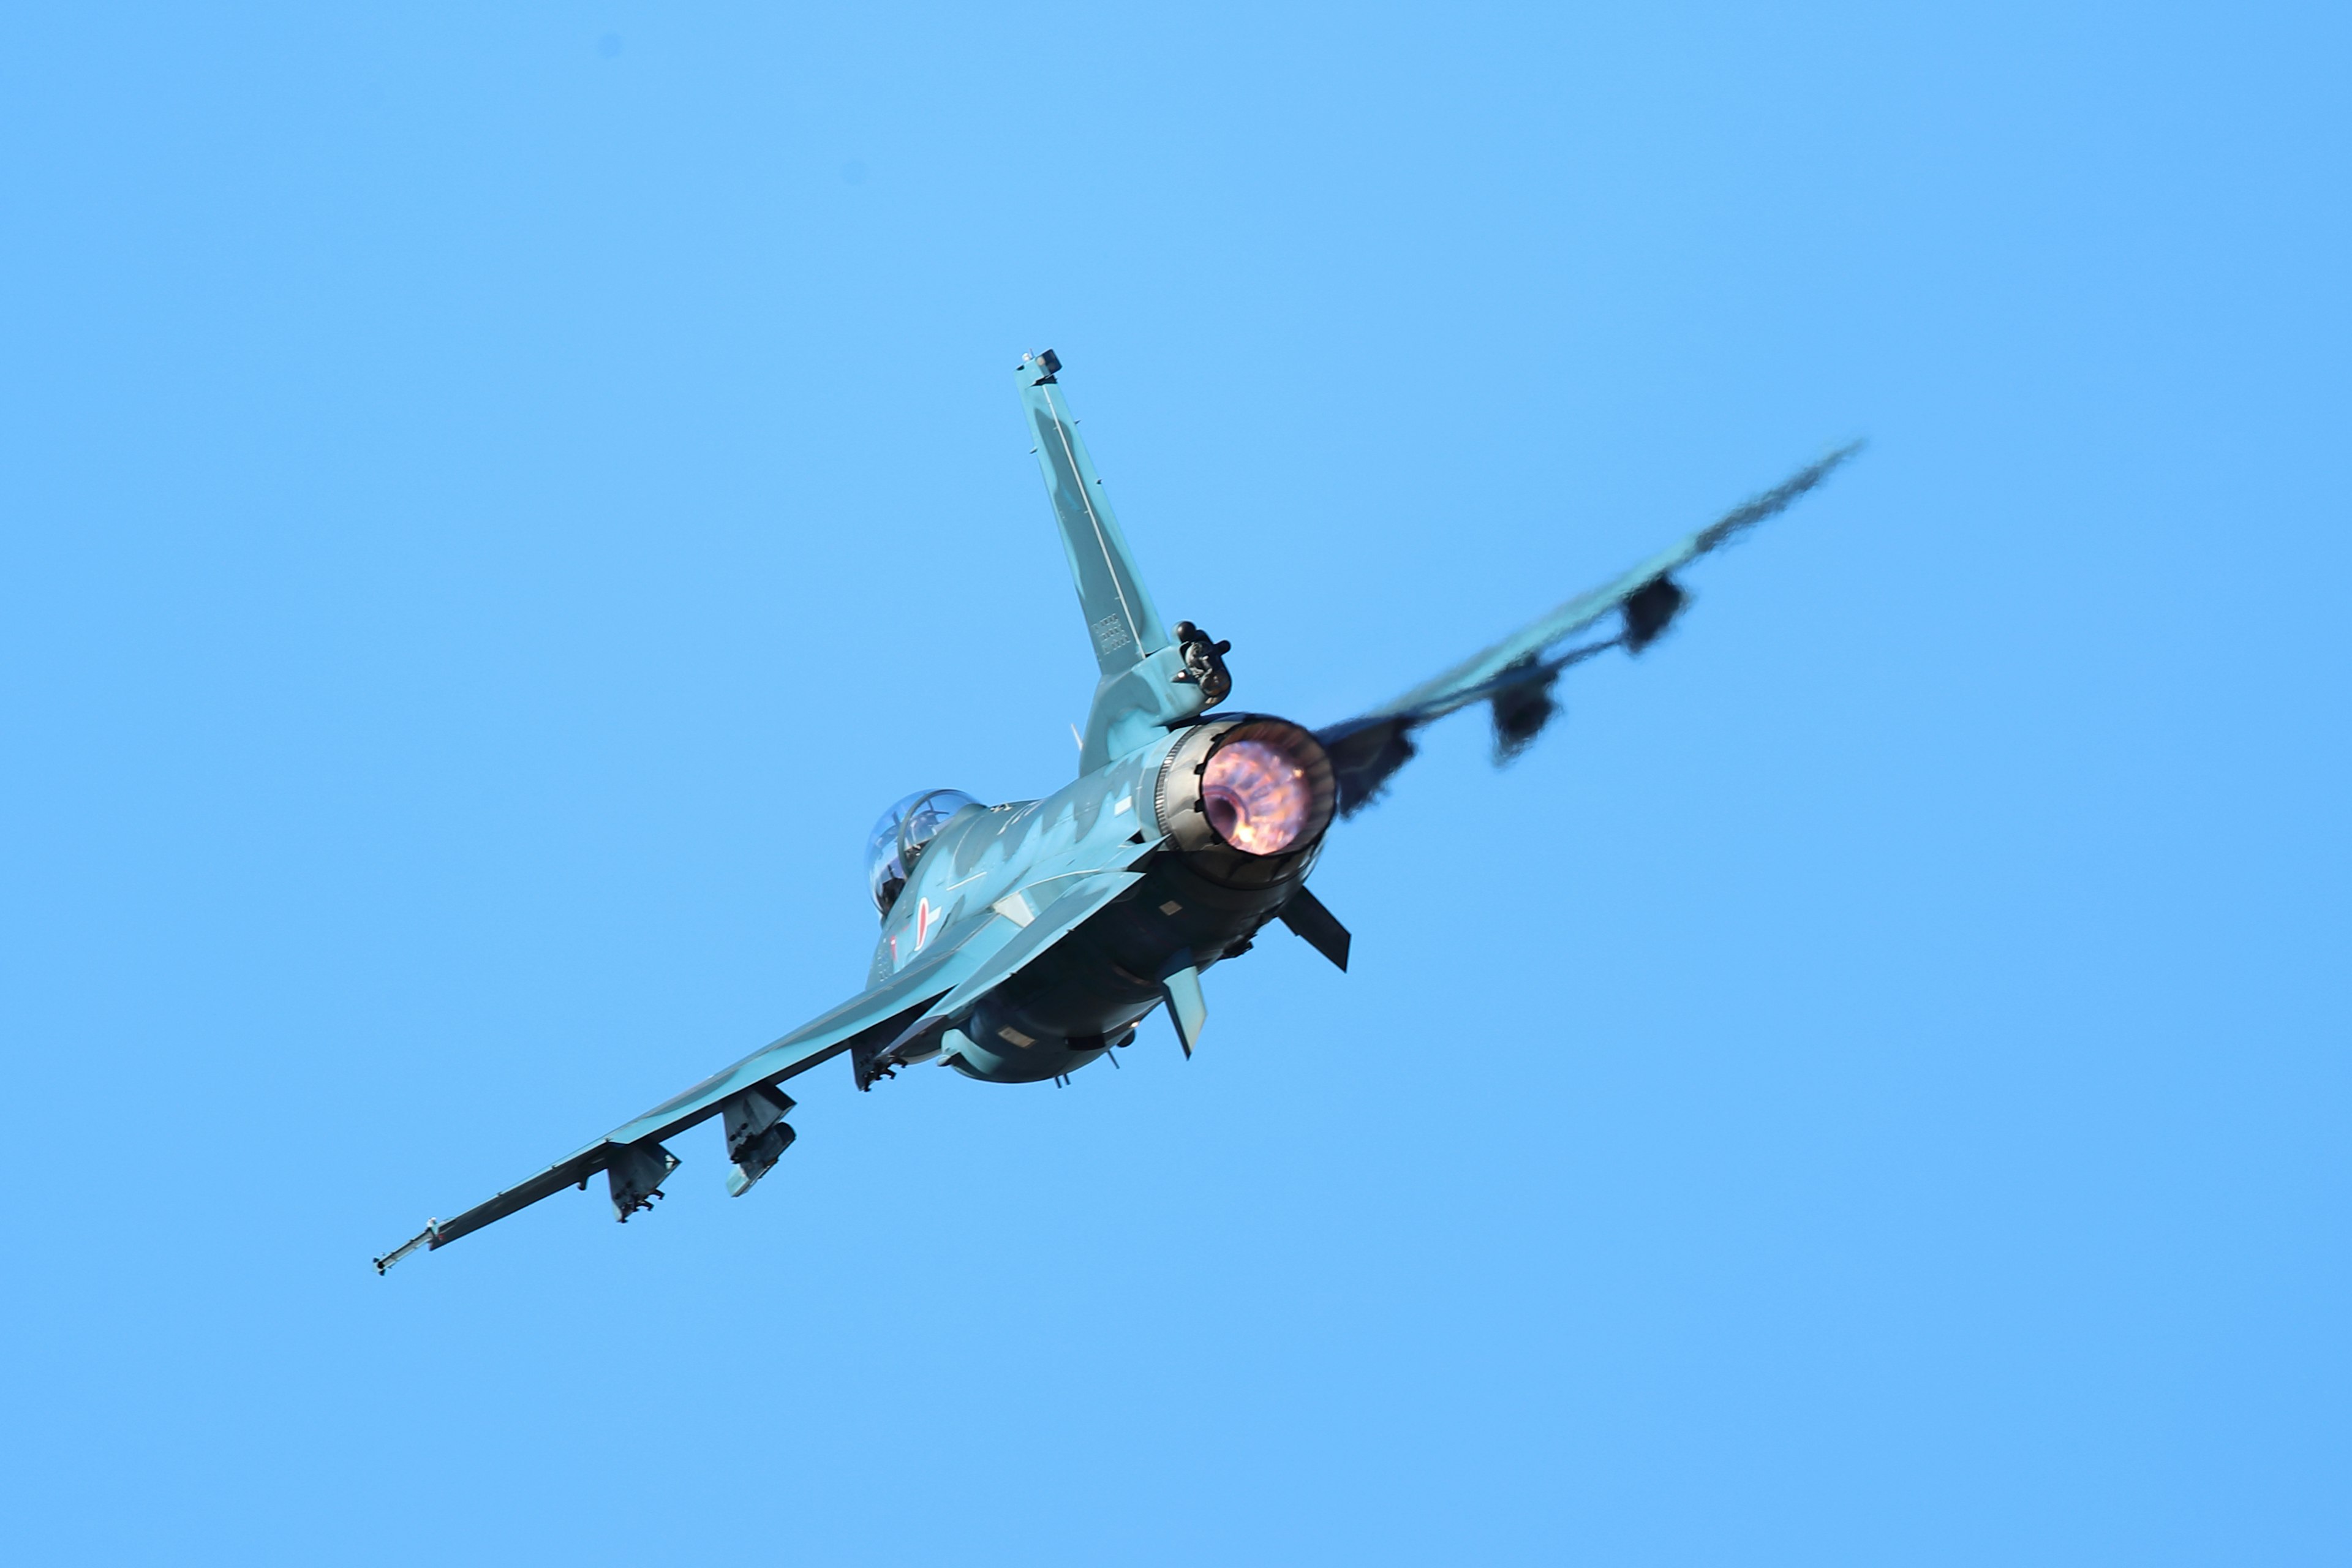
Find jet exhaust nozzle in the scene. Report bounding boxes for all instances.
[1155,717,1335,884]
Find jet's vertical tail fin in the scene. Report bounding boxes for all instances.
[1016,352,1212,773]
[1017,352,1169,676]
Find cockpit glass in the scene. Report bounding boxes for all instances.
[867,788,981,914]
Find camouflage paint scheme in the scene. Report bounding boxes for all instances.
[374,352,1858,1272]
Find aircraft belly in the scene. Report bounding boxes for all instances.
[946,851,1298,1082]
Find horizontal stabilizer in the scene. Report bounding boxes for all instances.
[1278,886,1352,971]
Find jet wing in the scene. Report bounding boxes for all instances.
[937,870,1143,1019]
[1317,444,1860,815]
[861,869,1147,1077]
[373,914,1009,1272]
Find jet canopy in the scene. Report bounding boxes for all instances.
[867,788,981,914]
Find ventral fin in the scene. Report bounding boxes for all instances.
[1163,963,1207,1057]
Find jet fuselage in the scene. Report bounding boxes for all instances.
[869,714,1332,1083]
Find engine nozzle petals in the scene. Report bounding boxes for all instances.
[1200,739,1313,854]
[1155,716,1335,873]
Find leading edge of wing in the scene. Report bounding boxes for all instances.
[1353,443,1861,731]
[1314,443,1861,814]
[375,917,1008,1270]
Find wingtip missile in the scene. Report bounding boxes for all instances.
[373,1219,441,1276]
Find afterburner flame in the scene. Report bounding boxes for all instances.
[1200,739,1313,854]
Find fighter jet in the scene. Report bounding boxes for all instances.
[374,351,1858,1272]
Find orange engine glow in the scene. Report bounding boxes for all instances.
[1199,739,1313,854]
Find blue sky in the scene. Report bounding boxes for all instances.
[3,5,2345,1563]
